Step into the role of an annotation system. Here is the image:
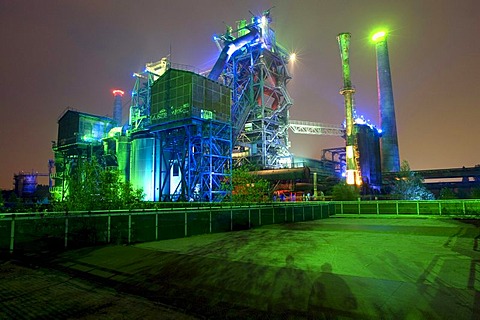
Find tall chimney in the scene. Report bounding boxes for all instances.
[337,32,361,185]
[112,89,124,126]
[373,31,400,172]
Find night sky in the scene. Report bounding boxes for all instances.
[1,0,479,190]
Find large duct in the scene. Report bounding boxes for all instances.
[208,27,258,81]
[373,32,400,172]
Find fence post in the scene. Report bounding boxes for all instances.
[376,201,379,215]
[209,211,212,233]
[107,214,111,243]
[259,208,262,226]
[185,212,188,237]
[341,202,344,214]
[396,201,399,215]
[284,205,287,222]
[155,213,159,240]
[273,205,275,224]
[463,201,466,215]
[292,206,295,222]
[64,214,69,248]
[358,201,361,215]
[9,214,15,254]
[248,208,251,228]
[303,205,305,221]
[128,213,132,244]
[230,209,233,231]
[439,202,442,216]
[417,202,420,215]
[312,205,314,220]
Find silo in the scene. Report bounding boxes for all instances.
[129,133,155,201]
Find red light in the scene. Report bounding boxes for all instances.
[112,89,124,96]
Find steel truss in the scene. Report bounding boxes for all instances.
[129,73,152,132]
[225,42,293,169]
[289,120,345,136]
[154,119,232,202]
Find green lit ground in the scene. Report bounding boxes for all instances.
[2,216,480,319]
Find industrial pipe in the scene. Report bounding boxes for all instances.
[208,28,259,81]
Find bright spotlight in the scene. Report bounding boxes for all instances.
[372,30,387,42]
[289,53,297,62]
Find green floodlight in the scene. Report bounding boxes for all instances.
[372,30,387,42]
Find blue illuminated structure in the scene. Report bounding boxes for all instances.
[129,68,232,201]
[209,11,293,169]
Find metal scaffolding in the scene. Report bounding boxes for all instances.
[131,68,234,202]
[211,13,293,169]
[154,118,232,202]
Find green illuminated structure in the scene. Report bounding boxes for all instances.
[52,110,116,201]
[337,33,361,186]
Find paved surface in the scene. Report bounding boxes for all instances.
[2,216,480,319]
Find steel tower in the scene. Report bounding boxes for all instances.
[209,12,293,169]
[128,67,232,202]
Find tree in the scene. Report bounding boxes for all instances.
[331,182,360,201]
[390,160,435,200]
[439,188,457,199]
[470,188,480,199]
[60,159,144,211]
[0,191,4,212]
[223,166,271,203]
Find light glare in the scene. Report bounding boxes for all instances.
[372,31,387,42]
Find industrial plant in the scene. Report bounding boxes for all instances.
[41,11,477,203]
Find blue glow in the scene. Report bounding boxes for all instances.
[354,115,381,134]
[261,16,268,25]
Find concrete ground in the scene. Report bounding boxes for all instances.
[2,216,480,319]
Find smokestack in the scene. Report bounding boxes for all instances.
[372,31,400,172]
[112,89,124,126]
[337,32,361,185]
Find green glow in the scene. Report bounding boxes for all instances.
[201,109,213,120]
[372,31,387,42]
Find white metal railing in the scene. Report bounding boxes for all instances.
[331,199,480,216]
[1,202,333,254]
